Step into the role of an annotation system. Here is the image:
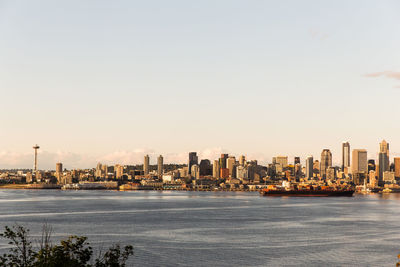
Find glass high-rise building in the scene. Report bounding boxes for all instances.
[306,156,313,178]
[320,149,332,178]
[188,152,198,175]
[157,155,163,177]
[378,140,389,182]
[342,142,350,171]
[144,155,150,175]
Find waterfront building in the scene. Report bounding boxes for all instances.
[213,160,220,178]
[144,155,150,175]
[383,171,395,182]
[320,149,332,178]
[351,149,368,174]
[157,155,163,177]
[394,157,400,178]
[306,156,313,179]
[26,172,33,183]
[369,170,377,187]
[342,142,350,171]
[188,152,198,175]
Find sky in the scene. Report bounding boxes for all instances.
[1,0,400,169]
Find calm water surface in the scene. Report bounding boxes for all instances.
[0,190,399,266]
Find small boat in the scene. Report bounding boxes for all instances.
[381,188,392,193]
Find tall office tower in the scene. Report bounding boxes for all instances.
[213,160,220,178]
[55,162,63,182]
[115,164,124,179]
[394,157,400,178]
[157,155,163,177]
[191,164,200,179]
[368,159,376,172]
[378,140,390,182]
[33,144,40,172]
[227,156,236,177]
[380,140,389,156]
[294,157,300,165]
[102,164,108,179]
[320,149,332,178]
[219,154,228,169]
[275,156,288,168]
[351,149,368,174]
[306,156,313,178]
[144,155,150,175]
[342,142,350,171]
[56,162,63,173]
[96,162,102,177]
[199,159,212,176]
[239,155,246,166]
[188,152,198,175]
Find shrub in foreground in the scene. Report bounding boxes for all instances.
[0,224,133,267]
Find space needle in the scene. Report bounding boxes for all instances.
[33,144,40,172]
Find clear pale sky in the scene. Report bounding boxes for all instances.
[1,0,400,169]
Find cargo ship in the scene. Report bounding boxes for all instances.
[260,184,354,197]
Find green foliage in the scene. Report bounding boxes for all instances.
[0,225,134,267]
[94,244,134,267]
[0,225,36,267]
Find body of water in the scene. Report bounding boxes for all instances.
[0,190,399,266]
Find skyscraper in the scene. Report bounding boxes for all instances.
[306,156,313,178]
[213,160,220,178]
[275,156,288,168]
[226,156,236,177]
[239,155,246,166]
[342,142,350,171]
[394,157,400,178]
[351,149,368,174]
[294,157,300,165]
[144,155,150,175]
[378,140,389,182]
[188,152,198,175]
[219,154,228,169]
[199,159,212,176]
[157,155,163,177]
[96,162,102,177]
[56,162,63,173]
[380,139,389,156]
[320,149,332,178]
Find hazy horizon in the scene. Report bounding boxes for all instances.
[1,0,400,169]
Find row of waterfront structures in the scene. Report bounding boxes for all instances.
[0,139,398,191]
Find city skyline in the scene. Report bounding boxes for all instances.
[1,1,400,169]
[1,139,400,170]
